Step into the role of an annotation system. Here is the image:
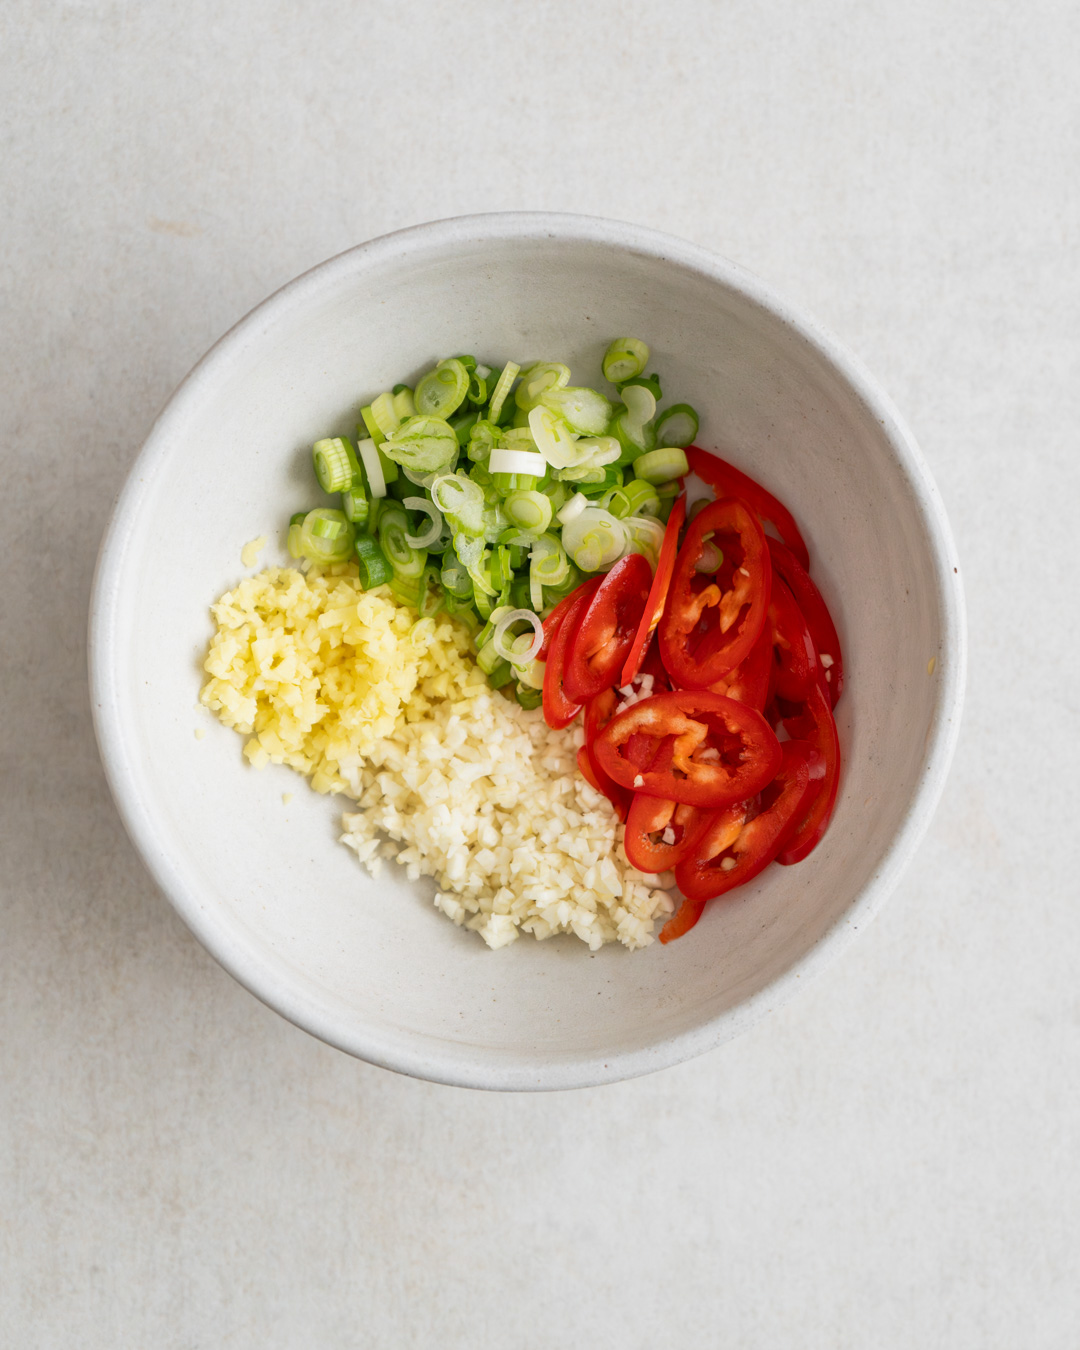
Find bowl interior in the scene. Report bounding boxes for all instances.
[92,217,962,1089]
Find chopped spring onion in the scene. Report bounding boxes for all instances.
[492,609,544,665]
[603,478,660,519]
[515,683,544,709]
[419,562,444,617]
[557,492,589,525]
[621,514,666,568]
[501,426,539,452]
[341,482,370,527]
[432,472,485,535]
[415,358,470,419]
[298,509,355,564]
[381,415,458,473]
[540,386,613,435]
[393,387,416,420]
[357,437,387,498]
[354,535,393,589]
[378,507,428,579]
[466,419,499,463]
[440,556,473,599]
[610,403,657,463]
[370,391,401,439]
[402,465,438,488]
[528,405,582,470]
[313,437,358,494]
[359,404,384,445]
[621,381,657,432]
[489,446,546,477]
[633,446,690,484]
[453,532,485,568]
[403,496,444,549]
[655,402,700,448]
[475,639,505,675]
[503,489,552,533]
[515,362,571,412]
[286,521,304,558]
[602,337,650,385]
[529,535,570,607]
[467,371,487,405]
[560,506,626,573]
[488,361,520,424]
[619,372,663,401]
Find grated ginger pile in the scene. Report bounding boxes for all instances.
[200,562,673,949]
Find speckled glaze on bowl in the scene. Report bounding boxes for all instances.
[89,213,965,1090]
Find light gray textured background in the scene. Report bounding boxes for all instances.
[2,1,1077,1345]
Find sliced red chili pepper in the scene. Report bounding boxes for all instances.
[563,553,653,704]
[581,688,634,820]
[686,447,810,571]
[592,690,782,808]
[657,496,771,689]
[622,742,714,873]
[620,493,686,687]
[538,576,601,661]
[709,621,772,711]
[541,580,600,730]
[767,536,844,708]
[775,680,840,865]
[769,573,822,703]
[662,740,820,941]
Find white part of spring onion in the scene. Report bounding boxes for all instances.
[621,515,666,568]
[403,496,444,549]
[503,490,552,533]
[541,386,613,435]
[516,656,546,690]
[560,507,626,572]
[492,609,544,665]
[357,437,386,498]
[556,492,589,525]
[475,363,492,379]
[488,360,520,424]
[528,405,581,469]
[489,446,547,477]
[370,391,401,438]
[621,382,657,433]
[634,446,689,484]
[402,465,438,487]
[602,337,650,385]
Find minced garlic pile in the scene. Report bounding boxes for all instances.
[200,562,673,949]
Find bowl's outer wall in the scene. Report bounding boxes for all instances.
[91,216,964,1089]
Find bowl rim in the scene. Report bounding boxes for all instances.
[88,211,967,1091]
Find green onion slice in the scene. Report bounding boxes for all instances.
[618,372,663,401]
[356,437,387,498]
[492,609,543,665]
[556,492,588,525]
[299,509,355,564]
[403,496,444,549]
[621,382,657,432]
[540,386,613,435]
[341,483,370,527]
[489,446,546,477]
[378,510,427,579]
[633,446,689,485]
[381,415,458,473]
[354,535,393,589]
[313,437,359,494]
[487,361,520,424]
[286,522,304,559]
[418,562,444,617]
[655,402,699,448]
[503,489,552,533]
[602,338,649,385]
[515,683,544,709]
[370,391,401,439]
[440,557,473,599]
[621,514,666,568]
[514,362,571,412]
[392,387,416,420]
[415,358,470,419]
[560,506,626,572]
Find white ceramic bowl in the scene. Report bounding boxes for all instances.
[90,213,965,1090]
